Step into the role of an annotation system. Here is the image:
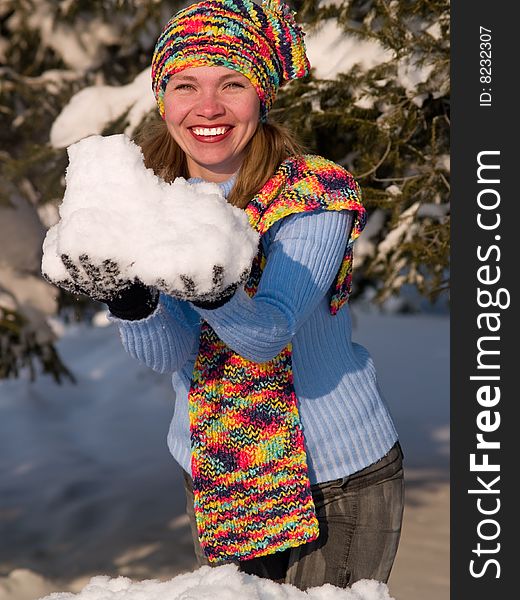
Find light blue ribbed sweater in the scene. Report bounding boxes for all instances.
[112,176,398,484]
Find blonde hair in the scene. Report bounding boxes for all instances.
[133,115,305,209]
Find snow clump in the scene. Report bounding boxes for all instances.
[38,564,395,600]
[41,134,259,302]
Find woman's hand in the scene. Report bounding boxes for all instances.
[57,254,130,301]
[48,254,159,320]
[46,253,244,316]
[156,264,247,306]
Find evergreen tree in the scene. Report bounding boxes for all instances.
[0,0,181,380]
[285,0,450,303]
[0,0,449,380]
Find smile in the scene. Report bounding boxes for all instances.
[188,126,234,143]
[192,127,228,136]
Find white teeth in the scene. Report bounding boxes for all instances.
[192,127,228,136]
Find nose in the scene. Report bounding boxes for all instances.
[195,90,225,119]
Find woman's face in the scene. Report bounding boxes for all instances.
[163,66,260,182]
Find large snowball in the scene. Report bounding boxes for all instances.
[42,134,259,301]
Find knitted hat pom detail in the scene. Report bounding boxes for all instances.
[262,0,309,81]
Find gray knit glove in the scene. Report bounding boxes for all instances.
[155,264,249,305]
[45,254,158,320]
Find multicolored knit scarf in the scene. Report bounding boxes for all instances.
[151,0,310,121]
[188,155,366,563]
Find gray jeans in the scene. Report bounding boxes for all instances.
[183,442,404,590]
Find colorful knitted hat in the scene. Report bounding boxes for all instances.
[151,0,310,121]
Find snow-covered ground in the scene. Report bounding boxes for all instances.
[0,306,449,600]
[39,564,396,600]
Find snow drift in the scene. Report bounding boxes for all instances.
[38,564,395,600]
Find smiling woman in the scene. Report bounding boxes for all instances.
[47,0,404,592]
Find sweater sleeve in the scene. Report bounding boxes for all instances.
[110,293,199,374]
[192,210,353,363]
